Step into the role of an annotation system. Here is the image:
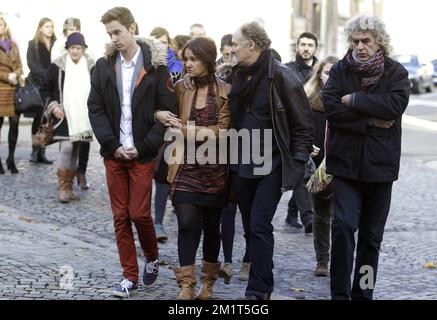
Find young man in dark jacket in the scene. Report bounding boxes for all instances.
[285,32,318,85]
[230,22,313,300]
[322,15,410,300]
[88,7,176,298]
[285,32,319,231]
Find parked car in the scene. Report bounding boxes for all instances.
[431,59,437,85]
[393,54,433,94]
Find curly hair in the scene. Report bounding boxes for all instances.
[344,15,392,55]
[240,21,271,51]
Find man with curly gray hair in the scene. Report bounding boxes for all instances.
[322,14,411,300]
[229,21,314,300]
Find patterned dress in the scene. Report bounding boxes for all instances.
[171,77,228,208]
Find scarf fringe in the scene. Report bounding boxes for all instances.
[70,131,93,142]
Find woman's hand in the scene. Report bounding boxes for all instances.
[310,145,321,158]
[8,73,18,86]
[52,105,65,119]
[155,111,181,128]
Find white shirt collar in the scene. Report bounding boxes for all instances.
[120,46,141,66]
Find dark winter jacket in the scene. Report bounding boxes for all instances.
[285,55,318,85]
[27,39,54,86]
[87,38,177,162]
[322,56,411,183]
[308,95,327,168]
[231,51,314,192]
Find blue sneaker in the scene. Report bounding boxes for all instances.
[112,279,138,298]
[143,258,159,287]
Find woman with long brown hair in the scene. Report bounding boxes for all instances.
[156,37,231,300]
[27,17,56,165]
[0,16,23,174]
[304,56,339,277]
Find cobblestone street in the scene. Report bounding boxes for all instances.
[0,115,436,301]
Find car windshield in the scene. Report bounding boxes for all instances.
[394,55,418,66]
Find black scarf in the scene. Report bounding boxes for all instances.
[193,74,215,88]
[295,53,316,71]
[229,50,270,128]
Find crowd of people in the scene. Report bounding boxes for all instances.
[0,6,410,301]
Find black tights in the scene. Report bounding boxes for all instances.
[0,115,20,158]
[175,204,222,267]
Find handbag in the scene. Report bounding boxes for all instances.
[306,158,333,198]
[32,107,64,147]
[14,80,44,114]
[32,68,64,147]
[32,115,55,147]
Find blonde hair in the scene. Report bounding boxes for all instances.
[304,56,339,100]
[150,27,175,50]
[0,16,12,39]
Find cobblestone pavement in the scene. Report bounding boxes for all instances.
[0,121,436,301]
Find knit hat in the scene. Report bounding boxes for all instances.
[65,32,88,49]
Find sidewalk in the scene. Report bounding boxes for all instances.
[0,123,436,300]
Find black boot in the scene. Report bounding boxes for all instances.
[0,158,4,175]
[285,213,303,229]
[37,147,53,165]
[6,157,18,174]
[29,146,38,163]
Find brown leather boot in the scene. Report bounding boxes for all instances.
[219,262,232,285]
[57,169,70,203]
[65,170,80,201]
[196,260,220,300]
[174,265,196,300]
[315,261,329,277]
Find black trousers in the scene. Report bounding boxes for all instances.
[330,177,393,300]
[234,168,283,299]
[287,179,314,225]
[77,141,90,174]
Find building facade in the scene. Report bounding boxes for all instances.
[289,0,384,59]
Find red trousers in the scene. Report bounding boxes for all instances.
[104,159,158,282]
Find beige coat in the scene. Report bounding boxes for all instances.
[167,76,231,183]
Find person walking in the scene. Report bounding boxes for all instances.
[40,32,95,203]
[303,56,339,276]
[27,17,56,165]
[229,22,313,300]
[284,32,319,231]
[0,16,23,174]
[88,7,177,298]
[323,15,410,300]
[156,37,231,300]
[51,17,93,190]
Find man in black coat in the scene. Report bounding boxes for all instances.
[322,15,410,300]
[284,32,319,231]
[88,7,176,298]
[230,22,313,300]
[285,32,319,85]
